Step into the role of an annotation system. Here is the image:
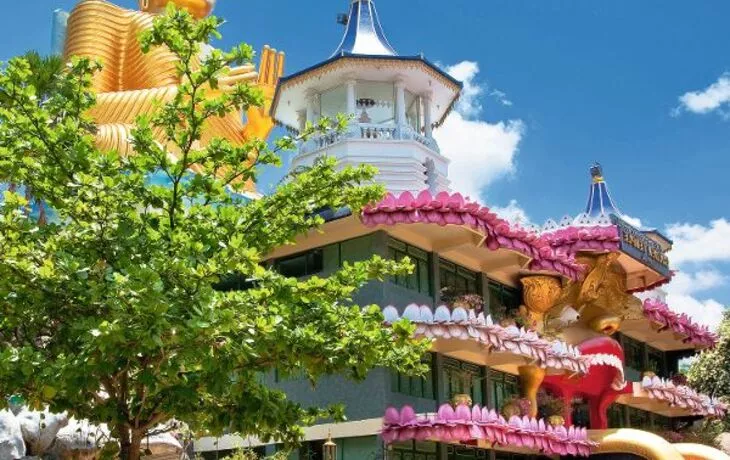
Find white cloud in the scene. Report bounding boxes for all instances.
[674,72,730,116]
[666,269,726,296]
[492,200,531,227]
[657,219,730,330]
[666,219,730,265]
[434,61,525,201]
[447,61,484,118]
[660,269,727,330]
[664,293,726,331]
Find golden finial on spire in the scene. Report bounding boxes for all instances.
[590,162,605,184]
[139,0,216,19]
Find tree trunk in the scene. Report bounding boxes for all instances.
[117,425,144,460]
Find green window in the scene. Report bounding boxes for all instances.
[388,238,432,295]
[446,445,489,459]
[389,441,438,460]
[628,406,650,428]
[622,334,645,372]
[275,249,323,278]
[653,413,672,430]
[489,369,520,411]
[487,281,520,320]
[647,346,666,377]
[607,403,626,428]
[299,440,324,460]
[439,259,480,297]
[391,354,435,399]
[443,357,485,406]
[571,396,591,428]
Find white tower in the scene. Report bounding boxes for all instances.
[271,0,462,194]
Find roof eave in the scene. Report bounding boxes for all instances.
[270,54,464,131]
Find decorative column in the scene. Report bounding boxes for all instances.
[518,274,563,418]
[520,275,563,333]
[422,91,433,138]
[395,76,407,126]
[518,365,546,419]
[305,90,319,124]
[345,77,357,118]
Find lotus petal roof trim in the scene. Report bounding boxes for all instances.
[382,403,597,457]
[643,298,719,348]
[361,191,584,280]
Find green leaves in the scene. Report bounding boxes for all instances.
[688,310,730,429]
[0,4,426,457]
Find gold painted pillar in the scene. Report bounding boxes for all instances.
[517,274,562,417]
[518,365,546,418]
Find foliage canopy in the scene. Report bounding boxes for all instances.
[0,6,426,460]
[688,309,730,429]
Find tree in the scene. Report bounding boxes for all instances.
[0,6,427,460]
[0,51,64,224]
[688,309,730,427]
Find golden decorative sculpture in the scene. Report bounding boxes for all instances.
[553,253,643,333]
[64,0,284,193]
[520,274,563,333]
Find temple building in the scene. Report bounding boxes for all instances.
[23,0,730,459]
[270,0,461,195]
[198,1,727,459]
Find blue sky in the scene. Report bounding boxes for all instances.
[2,0,730,327]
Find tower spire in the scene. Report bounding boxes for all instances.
[331,0,397,57]
[585,162,622,217]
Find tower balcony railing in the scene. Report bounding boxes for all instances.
[300,123,440,155]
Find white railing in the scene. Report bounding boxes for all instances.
[300,123,440,154]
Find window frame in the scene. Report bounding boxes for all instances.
[487,281,521,320]
[388,238,432,295]
[488,369,520,411]
[443,357,485,406]
[274,248,324,278]
[391,353,435,400]
[439,258,481,298]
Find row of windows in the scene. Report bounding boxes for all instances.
[389,440,438,460]
[388,239,432,295]
[440,260,479,297]
[391,354,435,399]
[272,236,521,315]
[443,357,485,406]
[391,356,519,409]
[607,403,673,430]
[620,333,670,377]
[392,442,546,460]
[447,445,551,460]
[273,235,378,279]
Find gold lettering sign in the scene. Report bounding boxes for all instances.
[616,220,669,268]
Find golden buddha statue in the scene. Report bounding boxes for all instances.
[63,0,284,192]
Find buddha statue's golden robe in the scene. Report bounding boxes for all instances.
[64,0,284,192]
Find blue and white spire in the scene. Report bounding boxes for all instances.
[585,163,622,217]
[331,0,397,57]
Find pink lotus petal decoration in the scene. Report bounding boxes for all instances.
[537,220,674,293]
[641,375,728,417]
[381,305,590,375]
[382,404,597,457]
[642,298,718,348]
[541,225,621,257]
[361,191,584,280]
